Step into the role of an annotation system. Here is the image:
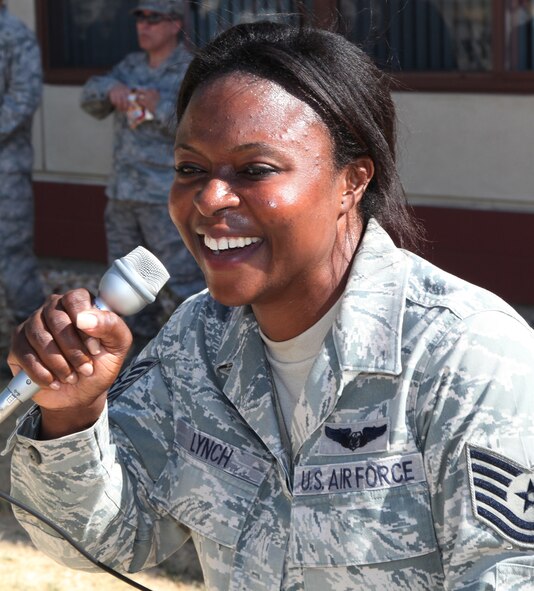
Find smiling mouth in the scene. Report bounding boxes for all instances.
[203,235,261,254]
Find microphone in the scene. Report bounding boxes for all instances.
[0,246,170,425]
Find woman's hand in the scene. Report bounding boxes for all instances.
[135,88,160,114]
[7,288,133,438]
[108,83,131,112]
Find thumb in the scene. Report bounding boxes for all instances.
[76,310,132,359]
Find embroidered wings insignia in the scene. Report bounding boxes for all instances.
[325,424,387,451]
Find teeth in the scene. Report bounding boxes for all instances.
[203,235,260,252]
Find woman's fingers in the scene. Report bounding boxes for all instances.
[9,289,95,387]
[46,289,96,377]
[7,288,134,420]
[76,309,132,360]
[9,307,62,389]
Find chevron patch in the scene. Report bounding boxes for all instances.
[466,444,534,548]
[107,357,159,403]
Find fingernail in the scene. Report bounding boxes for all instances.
[65,373,78,384]
[86,337,101,356]
[49,381,61,391]
[77,312,98,329]
[78,362,94,377]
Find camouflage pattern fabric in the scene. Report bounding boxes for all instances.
[80,44,190,205]
[81,44,204,330]
[8,219,534,589]
[0,5,42,175]
[0,174,45,323]
[0,5,44,323]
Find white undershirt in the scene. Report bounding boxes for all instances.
[259,297,342,442]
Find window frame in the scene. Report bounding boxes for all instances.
[36,0,534,92]
[35,0,113,84]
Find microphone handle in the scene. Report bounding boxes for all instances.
[0,296,110,425]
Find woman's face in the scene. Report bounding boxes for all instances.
[169,73,366,313]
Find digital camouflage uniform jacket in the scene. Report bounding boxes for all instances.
[80,44,191,204]
[8,220,534,590]
[0,4,42,174]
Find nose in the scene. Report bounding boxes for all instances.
[194,178,240,217]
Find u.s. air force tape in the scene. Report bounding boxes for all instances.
[466,443,534,548]
[294,452,425,495]
[175,418,271,486]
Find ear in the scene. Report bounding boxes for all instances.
[339,156,375,214]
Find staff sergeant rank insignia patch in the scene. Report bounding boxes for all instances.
[107,358,159,404]
[466,444,534,548]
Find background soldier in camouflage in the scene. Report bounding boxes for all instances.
[7,22,534,590]
[0,0,45,368]
[81,0,204,349]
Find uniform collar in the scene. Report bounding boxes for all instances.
[215,305,288,462]
[212,219,409,463]
[332,218,409,376]
[215,218,408,380]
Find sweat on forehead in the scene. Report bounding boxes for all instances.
[186,72,325,130]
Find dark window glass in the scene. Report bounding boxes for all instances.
[37,0,534,88]
[506,0,534,70]
[187,0,312,47]
[338,0,493,72]
[46,0,138,69]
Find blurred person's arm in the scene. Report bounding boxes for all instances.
[0,24,42,139]
[80,58,132,120]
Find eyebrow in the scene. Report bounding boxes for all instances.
[174,142,202,154]
[230,142,279,155]
[174,141,282,157]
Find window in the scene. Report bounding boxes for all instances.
[328,0,534,91]
[187,0,312,47]
[37,0,534,91]
[37,0,139,83]
[36,0,312,84]
[507,0,534,70]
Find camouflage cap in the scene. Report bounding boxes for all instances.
[133,0,184,16]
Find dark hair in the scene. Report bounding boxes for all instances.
[177,21,422,250]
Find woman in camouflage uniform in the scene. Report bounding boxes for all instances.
[8,22,534,590]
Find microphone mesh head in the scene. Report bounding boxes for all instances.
[121,246,170,297]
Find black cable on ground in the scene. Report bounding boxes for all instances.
[0,489,154,591]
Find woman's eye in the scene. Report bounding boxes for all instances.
[174,164,203,176]
[240,165,277,178]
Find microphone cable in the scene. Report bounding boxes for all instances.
[0,488,155,591]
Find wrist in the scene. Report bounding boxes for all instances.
[39,393,108,440]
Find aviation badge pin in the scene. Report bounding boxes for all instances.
[320,419,389,455]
